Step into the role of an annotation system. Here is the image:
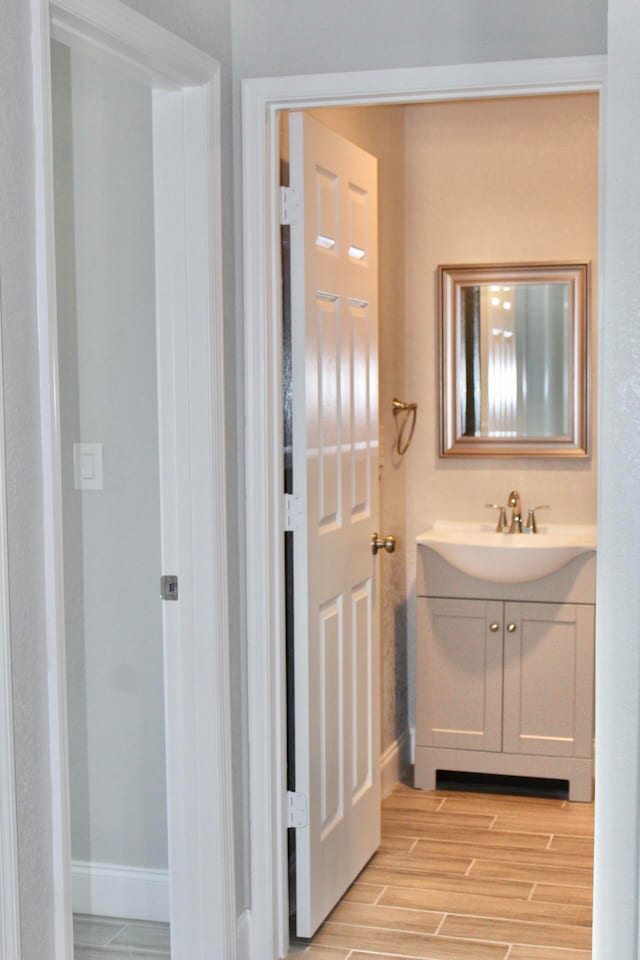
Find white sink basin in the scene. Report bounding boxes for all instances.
[416,521,597,584]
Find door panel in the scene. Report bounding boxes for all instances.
[290,112,380,938]
[503,602,595,757]
[416,598,503,752]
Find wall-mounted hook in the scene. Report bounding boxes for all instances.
[392,397,418,455]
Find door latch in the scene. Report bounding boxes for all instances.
[160,575,179,601]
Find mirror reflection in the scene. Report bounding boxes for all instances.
[459,281,569,439]
[440,263,589,457]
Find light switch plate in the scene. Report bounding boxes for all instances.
[73,442,103,490]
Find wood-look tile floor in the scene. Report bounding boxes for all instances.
[288,782,594,960]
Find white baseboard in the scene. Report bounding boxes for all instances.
[236,908,251,960]
[380,730,411,798]
[72,860,169,922]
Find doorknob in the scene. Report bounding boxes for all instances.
[371,532,396,555]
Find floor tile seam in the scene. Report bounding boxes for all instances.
[469,860,593,879]
[437,937,591,955]
[319,947,486,960]
[340,902,444,921]
[408,846,592,868]
[469,870,593,889]
[527,882,537,902]
[324,917,508,944]
[427,798,567,810]
[74,948,169,958]
[73,924,129,947]
[533,879,594,889]
[462,851,594,868]
[432,911,447,936]
[100,934,169,953]
[373,886,388,905]
[103,923,136,946]
[436,910,592,931]
[382,833,421,843]
[405,831,557,847]
[385,822,556,841]
[364,877,534,896]
[468,827,557,841]
[435,923,591,949]
[376,897,590,925]
[341,906,590,933]
[374,859,592,879]
[549,833,595,842]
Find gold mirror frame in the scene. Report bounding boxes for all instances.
[439,262,590,458]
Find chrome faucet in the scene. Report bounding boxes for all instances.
[507,490,523,534]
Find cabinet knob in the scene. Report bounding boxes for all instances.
[489,622,500,632]
[507,622,517,633]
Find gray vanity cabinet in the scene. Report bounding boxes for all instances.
[502,602,594,758]
[416,598,504,753]
[415,547,596,801]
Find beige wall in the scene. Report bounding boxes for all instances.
[404,92,599,724]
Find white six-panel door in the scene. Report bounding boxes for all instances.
[289,112,380,938]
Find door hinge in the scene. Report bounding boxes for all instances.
[287,791,308,829]
[280,186,300,226]
[284,493,302,532]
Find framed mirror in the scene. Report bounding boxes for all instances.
[439,262,590,458]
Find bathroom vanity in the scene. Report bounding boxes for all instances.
[415,531,596,801]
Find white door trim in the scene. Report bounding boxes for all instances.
[241,55,607,960]
[31,2,236,959]
[0,298,21,960]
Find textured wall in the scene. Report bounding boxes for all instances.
[403,92,599,727]
[594,1,640,954]
[307,106,409,754]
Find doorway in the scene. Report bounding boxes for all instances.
[242,56,605,960]
[33,2,236,959]
[283,91,598,955]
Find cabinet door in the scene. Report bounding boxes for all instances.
[416,598,503,752]
[503,602,594,758]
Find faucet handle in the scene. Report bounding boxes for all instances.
[485,503,508,533]
[526,505,550,534]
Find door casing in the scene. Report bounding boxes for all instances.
[242,56,607,960]
[32,1,237,958]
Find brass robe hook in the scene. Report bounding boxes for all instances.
[392,398,418,455]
